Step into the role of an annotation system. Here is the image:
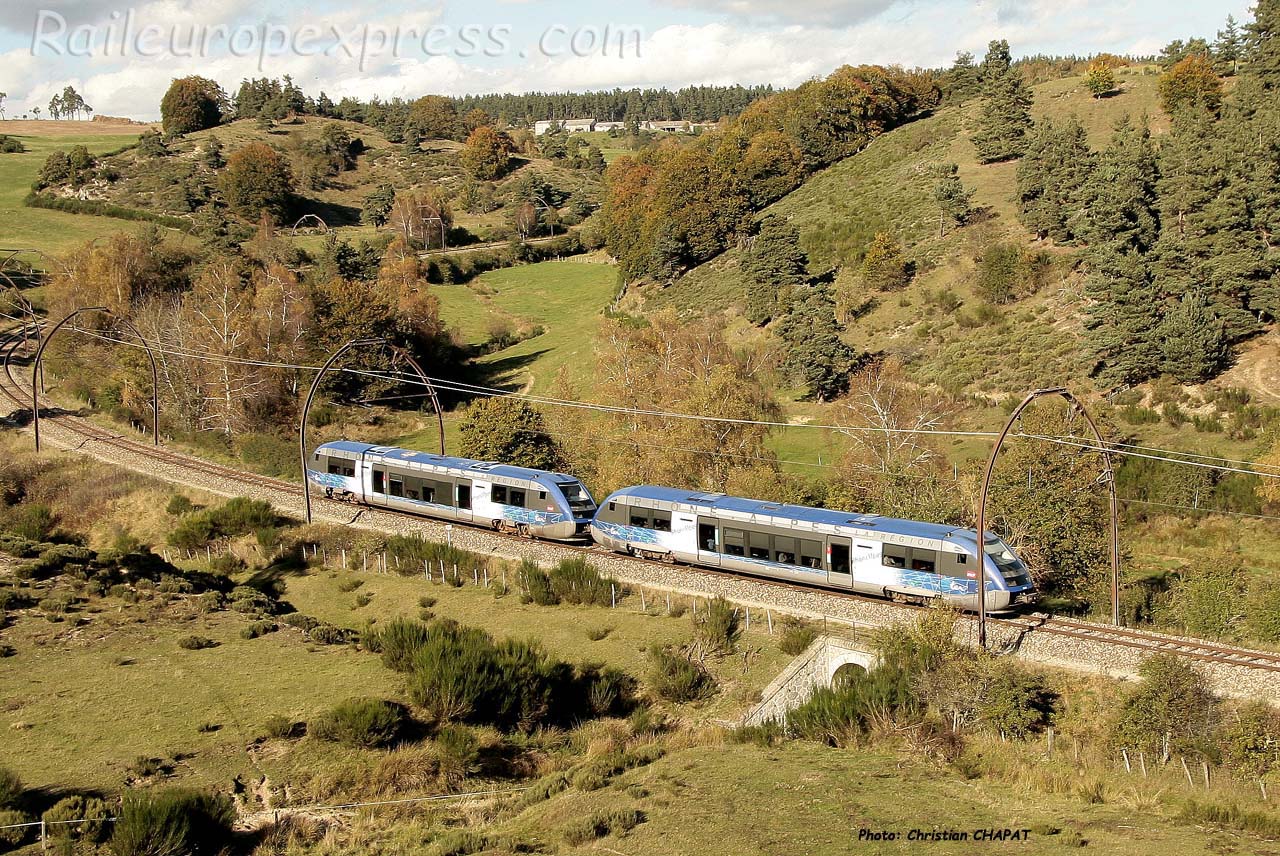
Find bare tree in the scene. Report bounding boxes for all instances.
[831,357,951,475]
[184,263,263,435]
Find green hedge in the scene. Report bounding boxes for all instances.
[24,190,193,230]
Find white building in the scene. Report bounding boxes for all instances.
[533,118,596,135]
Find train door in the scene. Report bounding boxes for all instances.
[369,466,389,507]
[455,483,473,522]
[696,518,720,567]
[828,536,853,588]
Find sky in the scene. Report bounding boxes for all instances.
[0,0,1254,120]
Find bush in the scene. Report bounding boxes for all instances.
[1112,654,1216,755]
[550,557,614,606]
[309,624,354,645]
[110,787,234,856]
[0,135,25,154]
[375,618,433,671]
[434,724,482,788]
[0,809,32,847]
[167,497,276,551]
[647,646,716,703]
[779,618,818,655]
[337,578,364,593]
[43,795,111,842]
[165,495,194,516]
[261,714,297,740]
[1244,581,1280,643]
[0,767,22,809]
[1169,563,1247,641]
[5,503,56,541]
[283,612,319,631]
[518,559,557,605]
[310,698,407,748]
[240,620,277,639]
[177,635,217,650]
[694,596,741,654]
[787,665,917,747]
[562,808,644,845]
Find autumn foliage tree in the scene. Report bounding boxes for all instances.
[1084,61,1117,97]
[160,76,226,135]
[219,143,293,222]
[458,398,566,471]
[1158,54,1224,115]
[460,126,513,180]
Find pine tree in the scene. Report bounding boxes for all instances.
[1016,116,1094,242]
[932,163,974,235]
[1084,62,1117,97]
[774,286,860,401]
[1244,0,1280,90]
[945,51,982,104]
[1215,15,1244,75]
[1078,117,1163,387]
[972,40,1034,163]
[741,215,808,325]
[1158,290,1227,382]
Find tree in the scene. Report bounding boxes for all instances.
[775,286,862,401]
[201,136,224,169]
[389,189,451,248]
[160,76,226,135]
[1084,62,1117,97]
[459,126,512,180]
[457,398,567,471]
[1169,562,1247,640]
[860,232,910,291]
[1113,654,1215,757]
[586,145,607,173]
[218,143,292,222]
[1016,116,1094,242]
[0,92,6,120]
[740,214,809,325]
[361,184,396,227]
[1158,55,1224,115]
[972,40,1034,163]
[183,263,262,435]
[1158,290,1227,382]
[1215,15,1245,75]
[944,51,982,104]
[408,95,461,140]
[1243,0,1280,90]
[932,163,974,235]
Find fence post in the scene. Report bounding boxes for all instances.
[484,569,489,588]
[40,819,46,851]
[473,567,479,586]
[1181,756,1194,787]
[745,608,750,632]
[1046,726,1054,756]
[640,590,646,612]
[611,584,616,608]
[341,547,346,569]
[424,560,430,580]
[767,610,773,634]
[1121,749,1130,773]
[666,594,671,615]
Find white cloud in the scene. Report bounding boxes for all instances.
[656,0,900,26]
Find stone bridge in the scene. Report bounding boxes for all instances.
[741,636,878,727]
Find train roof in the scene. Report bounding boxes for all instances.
[608,484,987,544]
[316,440,583,483]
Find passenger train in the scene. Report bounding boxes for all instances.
[308,441,1036,611]
[592,486,1035,611]
[308,441,597,540]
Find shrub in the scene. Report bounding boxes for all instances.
[0,767,22,809]
[551,557,614,606]
[694,596,741,654]
[309,624,354,645]
[585,625,610,641]
[779,618,818,655]
[1244,581,1280,643]
[167,497,276,551]
[1113,654,1216,755]
[209,552,245,575]
[434,724,482,788]
[261,714,297,740]
[165,495,194,516]
[518,559,557,605]
[168,515,215,552]
[0,135,25,154]
[6,503,56,541]
[178,635,217,650]
[43,795,111,842]
[375,618,433,671]
[787,665,917,747]
[0,809,32,847]
[310,698,407,748]
[1169,563,1247,641]
[220,143,293,221]
[337,578,364,593]
[110,787,234,856]
[977,662,1056,739]
[563,808,644,845]
[283,612,319,631]
[648,646,716,703]
[240,620,277,639]
[353,592,373,608]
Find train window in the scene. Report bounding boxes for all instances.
[629,508,651,528]
[457,484,471,510]
[882,545,908,569]
[372,470,386,494]
[652,510,672,532]
[389,478,404,498]
[538,490,547,501]
[774,536,797,565]
[748,532,771,560]
[327,462,344,475]
[429,481,454,507]
[800,540,822,569]
[723,528,745,557]
[909,548,938,574]
[509,489,526,508]
[699,523,718,552]
[939,552,970,578]
[492,485,507,504]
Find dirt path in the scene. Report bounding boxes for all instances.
[1222,333,1280,405]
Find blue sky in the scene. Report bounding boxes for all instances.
[0,0,1254,119]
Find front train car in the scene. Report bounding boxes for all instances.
[591,486,1036,611]
[307,441,596,541]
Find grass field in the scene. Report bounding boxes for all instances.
[0,121,151,258]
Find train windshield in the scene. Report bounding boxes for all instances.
[983,538,1028,580]
[557,481,596,514]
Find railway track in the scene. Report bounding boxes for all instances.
[5,324,1280,680]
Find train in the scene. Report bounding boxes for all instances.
[308,441,1037,611]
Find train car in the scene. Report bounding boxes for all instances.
[591,486,1036,611]
[308,441,596,541]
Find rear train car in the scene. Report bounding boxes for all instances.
[591,486,1035,611]
[308,441,596,541]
